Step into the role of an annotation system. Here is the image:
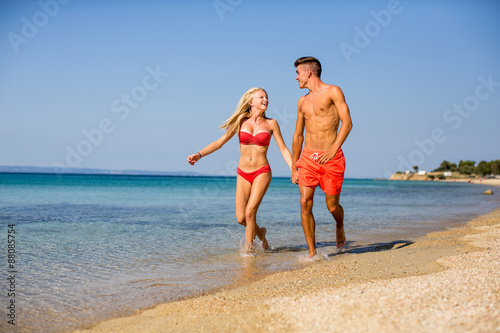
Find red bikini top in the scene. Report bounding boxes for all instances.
[239,131,271,147]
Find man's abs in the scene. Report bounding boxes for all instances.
[303,117,339,151]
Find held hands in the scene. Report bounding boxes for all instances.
[187,152,201,165]
[291,168,299,185]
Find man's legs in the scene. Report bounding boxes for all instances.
[325,193,346,249]
[299,186,317,257]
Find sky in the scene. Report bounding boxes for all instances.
[1,0,499,178]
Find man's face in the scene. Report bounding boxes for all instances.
[295,64,309,89]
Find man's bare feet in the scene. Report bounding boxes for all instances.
[336,226,346,249]
[257,228,269,250]
[307,250,317,258]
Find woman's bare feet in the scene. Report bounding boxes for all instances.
[244,241,254,255]
[257,227,269,250]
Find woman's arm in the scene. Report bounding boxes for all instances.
[187,130,235,165]
[291,97,305,183]
[270,119,292,170]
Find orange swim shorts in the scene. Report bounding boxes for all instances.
[296,148,346,195]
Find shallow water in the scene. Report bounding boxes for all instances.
[0,173,498,332]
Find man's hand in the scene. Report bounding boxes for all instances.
[317,151,336,164]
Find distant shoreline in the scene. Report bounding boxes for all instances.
[389,172,500,187]
[0,171,221,177]
[0,166,207,177]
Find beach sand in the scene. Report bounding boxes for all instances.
[74,202,500,332]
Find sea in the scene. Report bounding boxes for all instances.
[0,173,498,332]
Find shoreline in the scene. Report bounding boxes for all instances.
[74,199,500,332]
[389,173,500,187]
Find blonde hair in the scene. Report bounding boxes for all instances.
[220,87,268,134]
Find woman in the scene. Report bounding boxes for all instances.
[187,87,292,253]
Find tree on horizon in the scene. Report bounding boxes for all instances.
[432,159,499,176]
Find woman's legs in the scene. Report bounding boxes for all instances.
[235,171,272,251]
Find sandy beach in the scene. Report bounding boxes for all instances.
[74,185,500,333]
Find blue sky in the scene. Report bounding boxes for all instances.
[1,0,499,178]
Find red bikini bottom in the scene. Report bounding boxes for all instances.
[237,165,271,184]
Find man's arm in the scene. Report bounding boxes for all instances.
[291,97,305,183]
[317,86,353,164]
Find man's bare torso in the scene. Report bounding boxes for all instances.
[299,85,340,151]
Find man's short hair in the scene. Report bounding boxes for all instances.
[294,57,322,78]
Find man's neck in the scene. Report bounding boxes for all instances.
[306,77,323,94]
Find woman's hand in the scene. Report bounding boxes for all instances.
[187,152,201,165]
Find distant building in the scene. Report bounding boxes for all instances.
[443,171,452,177]
[417,171,426,175]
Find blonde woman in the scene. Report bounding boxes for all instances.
[187,87,292,253]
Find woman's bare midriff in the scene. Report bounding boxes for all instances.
[238,145,270,172]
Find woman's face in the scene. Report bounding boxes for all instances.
[250,90,268,113]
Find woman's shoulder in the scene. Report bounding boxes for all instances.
[267,117,279,126]
[265,117,277,124]
[265,118,279,133]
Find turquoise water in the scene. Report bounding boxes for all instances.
[0,173,498,332]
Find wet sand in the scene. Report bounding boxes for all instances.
[73,193,500,333]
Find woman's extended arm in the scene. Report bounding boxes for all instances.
[270,119,292,170]
[187,130,236,165]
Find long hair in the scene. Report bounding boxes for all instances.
[220,87,268,134]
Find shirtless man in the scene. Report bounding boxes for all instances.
[291,57,353,258]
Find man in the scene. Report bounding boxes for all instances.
[291,56,353,258]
